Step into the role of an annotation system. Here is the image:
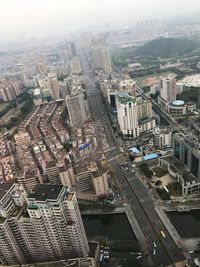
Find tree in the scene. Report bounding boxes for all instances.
[139,163,153,178]
[63,142,71,152]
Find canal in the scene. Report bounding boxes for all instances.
[166,210,200,238]
[82,213,137,241]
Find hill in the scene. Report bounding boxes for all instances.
[134,37,199,59]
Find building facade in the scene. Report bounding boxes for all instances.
[119,79,136,97]
[66,93,87,126]
[0,184,89,265]
[160,77,176,103]
[116,94,155,137]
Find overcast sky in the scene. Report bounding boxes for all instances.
[1,0,200,39]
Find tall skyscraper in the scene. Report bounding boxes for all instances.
[66,93,87,126]
[160,77,176,103]
[91,46,112,74]
[0,183,89,265]
[66,42,77,60]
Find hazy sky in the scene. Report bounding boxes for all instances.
[1,0,200,39]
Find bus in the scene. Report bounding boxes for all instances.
[161,231,166,238]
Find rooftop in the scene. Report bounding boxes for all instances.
[161,155,198,184]
[28,184,64,201]
[117,95,135,105]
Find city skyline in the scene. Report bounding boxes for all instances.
[1,0,200,39]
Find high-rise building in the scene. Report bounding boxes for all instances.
[0,80,21,102]
[36,62,47,75]
[117,94,138,136]
[45,160,60,184]
[66,42,77,60]
[0,183,89,265]
[70,56,82,74]
[160,77,176,103]
[93,173,109,198]
[47,73,61,100]
[0,183,27,265]
[66,93,87,126]
[33,88,42,106]
[173,133,200,179]
[116,93,155,137]
[59,80,70,100]
[16,169,39,193]
[119,79,136,97]
[137,99,152,120]
[91,46,112,74]
[59,165,75,189]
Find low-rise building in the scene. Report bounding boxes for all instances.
[153,127,172,148]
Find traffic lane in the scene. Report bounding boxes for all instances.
[122,183,169,265]
[110,160,171,267]
[89,96,115,147]
[126,172,184,262]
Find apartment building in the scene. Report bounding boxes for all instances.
[116,93,155,137]
[66,93,87,126]
[0,184,89,265]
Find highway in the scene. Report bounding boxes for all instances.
[80,50,185,266]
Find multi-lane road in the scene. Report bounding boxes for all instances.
[80,50,185,266]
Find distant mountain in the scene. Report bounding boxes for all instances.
[134,37,199,58]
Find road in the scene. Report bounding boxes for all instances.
[80,49,185,266]
[111,159,185,266]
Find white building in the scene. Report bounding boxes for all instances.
[117,94,138,136]
[33,88,42,106]
[153,127,172,148]
[116,93,155,137]
[160,76,176,103]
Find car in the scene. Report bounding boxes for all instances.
[136,255,142,260]
[153,242,157,248]
[153,249,156,255]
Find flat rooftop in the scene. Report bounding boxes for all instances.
[28,184,63,201]
[161,155,198,184]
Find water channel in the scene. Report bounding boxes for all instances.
[166,210,200,238]
[82,213,136,241]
